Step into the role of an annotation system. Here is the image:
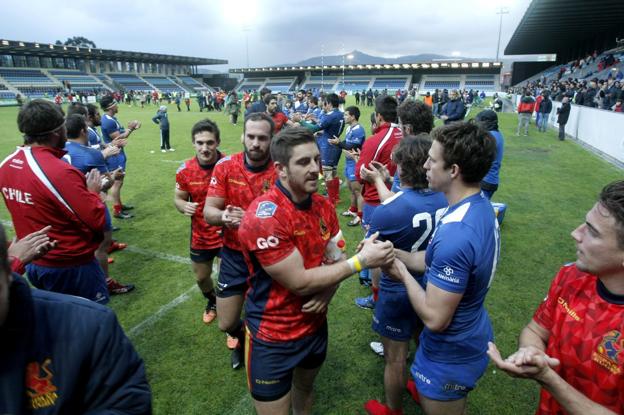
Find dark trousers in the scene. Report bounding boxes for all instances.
[160,128,171,150]
[558,123,566,140]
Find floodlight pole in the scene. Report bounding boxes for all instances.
[321,44,324,91]
[243,25,251,68]
[496,7,509,62]
[342,43,345,90]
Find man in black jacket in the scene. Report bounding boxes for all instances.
[556,96,571,140]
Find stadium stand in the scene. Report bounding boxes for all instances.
[263,77,296,93]
[0,68,62,98]
[371,76,410,91]
[176,75,213,92]
[236,77,267,92]
[107,73,154,91]
[47,69,110,93]
[301,76,339,91]
[141,75,186,93]
[339,76,374,93]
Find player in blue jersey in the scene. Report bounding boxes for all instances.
[100,95,141,220]
[328,106,366,226]
[363,134,447,415]
[385,121,499,415]
[63,114,134,296]
[294,93,345,205]
[305,96,323,121]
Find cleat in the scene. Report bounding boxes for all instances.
[231,347,244,370]
[203,309,217,325]
[226,334,239,350]
[121,204,134,211]
[406,379,421,405]
[341,210,356,217]
[364,399,402,415]
[107,278,135,295]
[347,216,362,227]
[107,257,115,264]
[113,211,134,219]
[107,241,127,254]
[370,341,384,357]
[355,294,376,309]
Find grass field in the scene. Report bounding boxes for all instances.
[0,98,621,414]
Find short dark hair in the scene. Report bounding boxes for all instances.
[100,95,116,111]
[65,114,87,139]
[324,93,340,108]
[345,106,360,120]
[244,112,275,137]
[431,121,496,184]
[270,127,317,166]
[397,100,433,134]
[393,133,432,189]
[599,180,624,248]
[18,99,65,144]
[191,119,220,143]
[260,87,271,96]
[263,94,276,106]
[309,96,318,106]
[86,103,99,119]
[375,95,398,123]
[66,102,87,117]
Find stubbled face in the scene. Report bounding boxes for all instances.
[424,140,452,192]
[243,119,272,163]
[267,99,278,114]
[280,142,321,198]
[193,131,219,165]
[571,202,624,276]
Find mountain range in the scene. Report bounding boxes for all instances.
[281,50,485,66]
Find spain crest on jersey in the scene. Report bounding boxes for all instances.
[26,358,59,410]
[319,217,330,240]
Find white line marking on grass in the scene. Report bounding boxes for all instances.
[160,159,186,164]
[128,284,196,337]
[124,245,191,264]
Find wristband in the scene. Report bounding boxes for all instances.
[347,254,363,273]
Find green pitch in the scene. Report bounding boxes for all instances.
[0,99,620,414]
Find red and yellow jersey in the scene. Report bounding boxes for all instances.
[176,154,224,250]
[533,264,624,415]
[206,152,276,251]
[238,182,340,342]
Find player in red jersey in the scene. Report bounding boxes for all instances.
[175,119,224,325]
[238,127,395,415]
[203,112,277,369]
[266,94,294,134]
[488,180,624,415]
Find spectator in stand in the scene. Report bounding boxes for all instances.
[516,91,536,136]
[584,80,599,108]
[556,96,571,140]
[537,91,553,133]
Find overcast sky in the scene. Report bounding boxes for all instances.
[2,0,533,71]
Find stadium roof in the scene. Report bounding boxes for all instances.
[230,61,502,74]
[0,39,227,66]
[504,0,624,60]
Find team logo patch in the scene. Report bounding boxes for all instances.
[319,218,330,240]
[210,176,217,186]
[262,179,271,193]
[593,330,623,374]
[26,358,58,410]
[256,201,277,218]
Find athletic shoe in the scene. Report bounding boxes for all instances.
[107,241,127,254]
[231,347,244,370]
[107,278,135,295]
[113,211,134,219]
[359,275,372,287]
[121,204,134,211]
[168,148,176,152]
[355,294,376,309]
[363,399,403,415]
[370,341,384,357]
[161,149,167,153]
[203,309,217,325]
[341,210,356,217]
[347,216,362,227]
[226,334,239,350]
[107,257,115,264]
[406,379,421,405]
[111,226,121,232]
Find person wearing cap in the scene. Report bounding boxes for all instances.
[152,105,174,153]
[100,95,141,219]
[475,109,504,199]
[0,99,110,304]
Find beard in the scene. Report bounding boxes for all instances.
[245,147,269,163]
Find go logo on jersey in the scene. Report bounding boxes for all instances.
[257,236,279,249]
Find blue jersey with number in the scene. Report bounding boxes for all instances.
[317,109,345,142]
[369,189,447,292]
[421,192,500,363]
[63,141,108,174]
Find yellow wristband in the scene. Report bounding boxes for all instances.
[348,255,363,273]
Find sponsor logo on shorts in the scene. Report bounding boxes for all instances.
[255,378,280,385]
[256,201,277,218]
[385,325,402,333]
[444,383,467,391]
[413,370,431,385]
[257,236,279,249]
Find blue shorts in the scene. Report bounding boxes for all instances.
[411,347,489,401]
[344,160,356,182]
[103,204,112,232]
[372,287,422,341]
[216,246,249,298]
[362,202,378,231]
[105,151,127,171]
[318,138,341,167]
[246,323,327,401]
[26,258,109,304]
